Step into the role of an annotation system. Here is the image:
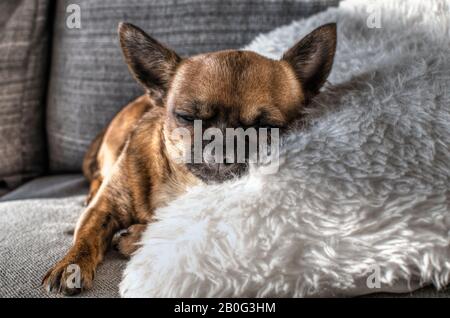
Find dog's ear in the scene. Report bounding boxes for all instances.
[118,22,181,104]
[282,23,337,100]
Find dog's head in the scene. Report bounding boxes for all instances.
[119,22,336,183]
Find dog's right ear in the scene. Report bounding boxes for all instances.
[118,22,181,104]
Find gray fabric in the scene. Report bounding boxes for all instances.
[1,174,88,201]
[366,287,450,298]
[46,0,340,172]
[0,0,51,189]
[0,0,50,192]
[0,175,124,298]
[0,187,9,198]
[0,175,448,297]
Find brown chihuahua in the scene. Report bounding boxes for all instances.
[43,22,336,295]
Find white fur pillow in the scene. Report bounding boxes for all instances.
[120,0,450,297]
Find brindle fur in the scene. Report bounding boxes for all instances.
[43,22,336,295]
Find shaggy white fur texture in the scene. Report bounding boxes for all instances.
[120,0,450,297]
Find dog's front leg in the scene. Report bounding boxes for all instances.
[42,195,124,295]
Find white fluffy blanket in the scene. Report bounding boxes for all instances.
[120,0,450,297]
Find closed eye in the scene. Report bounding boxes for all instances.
[259,123,283,130]
[257,117,284,129]
[249,108,285,129]
[175,112,196,123]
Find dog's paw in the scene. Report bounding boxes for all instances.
[42,255,95,296]
[112,224,146,258]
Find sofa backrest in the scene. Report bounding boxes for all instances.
[0,0,51,191]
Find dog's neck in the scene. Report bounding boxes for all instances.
[149,120,201,208]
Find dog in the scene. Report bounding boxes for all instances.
[42,22,336,295]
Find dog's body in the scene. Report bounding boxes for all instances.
[82,94,155,206]
[43,22,337,295]
[82,93,198,211]
[83,93,200,255]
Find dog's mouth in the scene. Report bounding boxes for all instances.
[185,162,249,183]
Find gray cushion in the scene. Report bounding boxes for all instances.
[0,175,124,298]
[46,0,340,172]
[0,0,51,189]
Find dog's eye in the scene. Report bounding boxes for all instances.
[175,112,195,123]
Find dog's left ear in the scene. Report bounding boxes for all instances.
[118,22,181,104]
[282,23,337,100]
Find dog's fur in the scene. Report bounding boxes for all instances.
[42,22,336,295]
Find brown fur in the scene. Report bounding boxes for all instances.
[112,224,148,257]
[82,95,155,205]
[43,22,336,295]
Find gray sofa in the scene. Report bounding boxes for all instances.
[0,0,447,298]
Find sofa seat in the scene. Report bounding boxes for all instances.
[0,175,448,297]
[0,175,124,298]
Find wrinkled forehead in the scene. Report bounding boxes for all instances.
[167,51,303,114]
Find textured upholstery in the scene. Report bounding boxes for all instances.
[0,175,124,298]
[0,0,51,190]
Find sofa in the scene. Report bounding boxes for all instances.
[0,0,447,298]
